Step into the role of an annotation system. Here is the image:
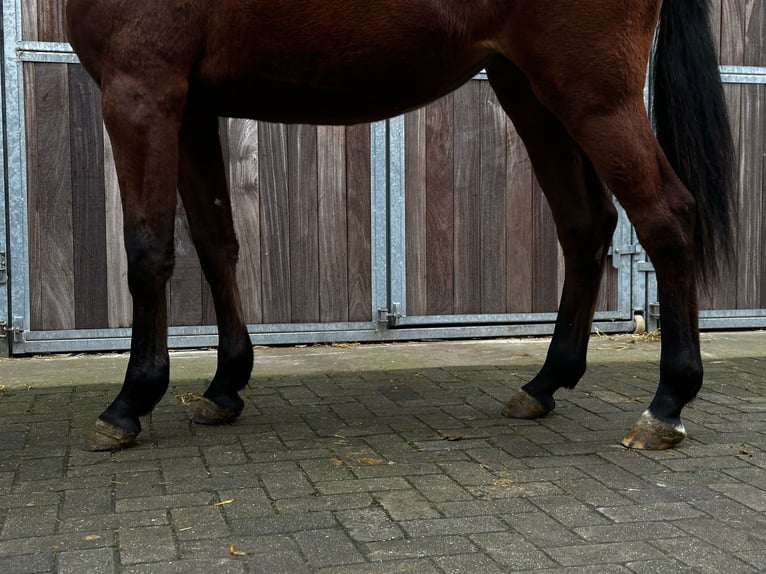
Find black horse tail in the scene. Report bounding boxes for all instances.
[650,0,736,284]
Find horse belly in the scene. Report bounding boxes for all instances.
[195,3,494,123]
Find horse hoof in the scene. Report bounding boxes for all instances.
[621,410,687,450]
[192,397,242,425]
[81,419,138,452]
[501,390,553,419]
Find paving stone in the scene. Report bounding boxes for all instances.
[596,502,706,523]
[317,558,441,574]
[1,505,58,538]
[471,531,557,569]
[364,535,476,560]
[651,537,758,573]
[57,547,116,574]
[375,490,440,521]
[709,482,766,512]
[548,541,665,567]
[406,474,473,503]
[122,559,246,574]
[335,507,405,542]
[431,553,508,574]
[118,526,177,565]
[0,553,54,574]
[261,469,315,499]
[294,528,366,567]
[170,505,229,540]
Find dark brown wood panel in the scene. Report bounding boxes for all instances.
[258,123,293,324]
[317,126,349,323]
[22,0,67,43]
[719,0,766,66]
[405,110,428,314]
[25,63,75,331]
[346,125,373,322]
[68,64,108,329]
[424,95,456,316]
[288,125,320,323]
[225,119,264,325]
[701,84,765,311]
[453,83,482,315]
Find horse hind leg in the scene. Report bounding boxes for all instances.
[485,57,618,420]
[536,82,698,451]
[176,104,254,425]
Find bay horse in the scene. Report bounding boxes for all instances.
[66,0,735,451]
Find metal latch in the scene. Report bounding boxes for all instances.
[0,251,6,285]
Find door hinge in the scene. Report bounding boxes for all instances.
[1,316,25,343]
[377,303,402,327]
[0,251,7,285]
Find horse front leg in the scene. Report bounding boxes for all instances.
[486,58,618,419]
[81,73,187,451]
[177,106,253,425]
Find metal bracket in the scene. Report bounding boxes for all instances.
[377,304,403,327]
[611,243,642,257]
[0,251,7,285]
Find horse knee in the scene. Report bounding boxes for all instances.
[125,229,175,296]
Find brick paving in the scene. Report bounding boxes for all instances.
[0,332,764,573]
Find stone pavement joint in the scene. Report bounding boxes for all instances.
[0,332,764,572]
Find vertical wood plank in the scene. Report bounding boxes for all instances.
[405,109,428,316]
[228,119,263,324]
[259,122,291,323]
[26,63,75,330]
[738,83,764,307]
[720,0,746,65]
[104,124,132,327]
[69,64,108,329]
[425,95,455,315]
[318,126,349,322]
[288,124,320,323]
[346,124,372,322]
[21,0,38,41]
[759,86,766,308]
[505,115,534,313]
[453,83,481,314]
[531,180,559,313]
[169,199,204,326]
[479,85,507,314]
[36,0,67,42]
[743,0,765,66]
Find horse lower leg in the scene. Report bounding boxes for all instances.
[487,59,617,418]
[177,108,253,424]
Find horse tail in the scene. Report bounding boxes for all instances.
[649,0,736,284]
